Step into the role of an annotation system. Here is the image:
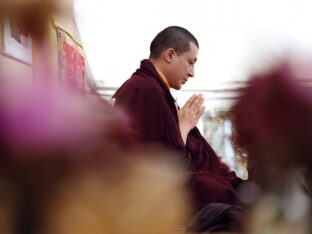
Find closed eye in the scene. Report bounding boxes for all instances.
[189,59,197,65]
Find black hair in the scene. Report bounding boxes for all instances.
[149,26,199,59]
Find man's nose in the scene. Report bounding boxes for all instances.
[188,67,195,77]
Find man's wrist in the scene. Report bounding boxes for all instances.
[179,123,190,145]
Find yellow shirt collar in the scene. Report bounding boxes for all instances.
[155,67,170,89]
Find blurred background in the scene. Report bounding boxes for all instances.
[1,0,312,233]
[2,0,312,179]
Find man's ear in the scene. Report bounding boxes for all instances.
[164,48,175,63]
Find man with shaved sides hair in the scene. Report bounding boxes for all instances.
[113,26,244,233]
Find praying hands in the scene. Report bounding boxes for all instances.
[178,94,205,144]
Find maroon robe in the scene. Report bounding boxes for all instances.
[113,59,243,232]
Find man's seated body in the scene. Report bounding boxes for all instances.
[113,26,244,233]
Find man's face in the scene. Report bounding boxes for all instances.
[167,42,198,90]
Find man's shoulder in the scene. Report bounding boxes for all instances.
[118,73,162,94]
[113,73,168,111]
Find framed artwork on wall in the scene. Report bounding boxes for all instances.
[52,20,86,95]
[1,18,32,65]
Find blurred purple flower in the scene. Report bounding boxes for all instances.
[0,80,133,161]
[232,60,312,189]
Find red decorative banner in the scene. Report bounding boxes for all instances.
[56,27,86,95]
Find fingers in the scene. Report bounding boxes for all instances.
[178,94,205,132]
[183,93,204,110]
[197,105,205,118]
[190,94,204,113]
[183,94,197,109]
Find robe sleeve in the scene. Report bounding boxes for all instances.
[115,83,186,152]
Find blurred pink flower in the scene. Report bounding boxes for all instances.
[0,80,133,160]
[232,60,312,189]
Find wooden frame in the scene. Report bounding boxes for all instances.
[1,18,32,65]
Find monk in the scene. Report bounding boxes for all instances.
[113,26,244,233]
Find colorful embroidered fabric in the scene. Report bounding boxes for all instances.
[55,26,86,95]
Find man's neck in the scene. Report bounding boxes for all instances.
[149,59,170,89]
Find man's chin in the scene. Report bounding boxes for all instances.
[172,84,183,90]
